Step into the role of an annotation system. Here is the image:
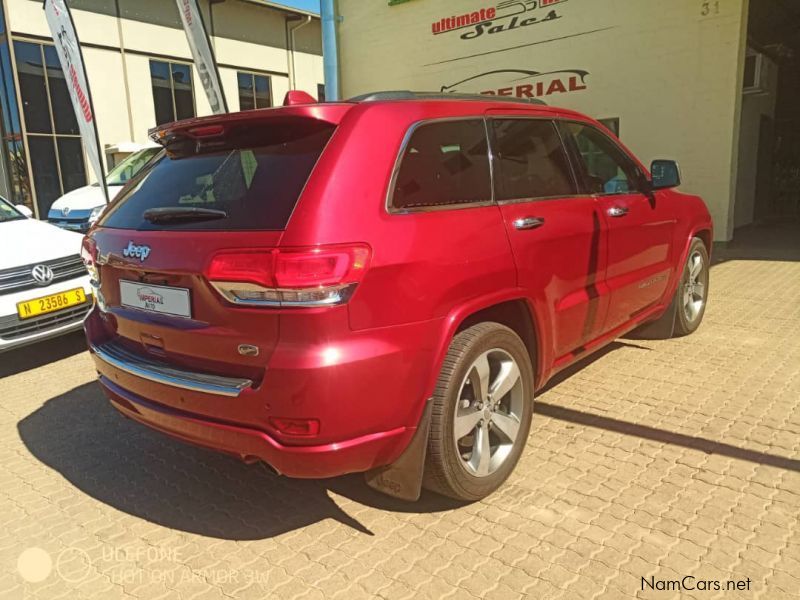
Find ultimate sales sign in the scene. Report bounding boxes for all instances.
[43,0,109,203]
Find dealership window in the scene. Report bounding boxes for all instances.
[237,71,271,111]
[391,120,491,210]
[562,122,641,195]
[13,40,87,216]
[491,119,577,201]
[0,5,32,210]
[150,60,195,125]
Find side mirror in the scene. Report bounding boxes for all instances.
[650,160,681,190]
[15,204,33,218]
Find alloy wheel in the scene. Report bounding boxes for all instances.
[683,250,707,323]
[453,348,524,477]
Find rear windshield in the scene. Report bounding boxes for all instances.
[99,118,335,230]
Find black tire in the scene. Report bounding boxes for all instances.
[423,322,534,501]
[673,237,710,336]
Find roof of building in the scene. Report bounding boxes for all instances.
[238,0,320,19]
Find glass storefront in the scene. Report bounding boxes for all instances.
[0,3,31,210]
[13,40,87,218]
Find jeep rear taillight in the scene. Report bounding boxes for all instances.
[205,244,371,307]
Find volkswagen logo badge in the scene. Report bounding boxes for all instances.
[62,207,71,217]
[31,264,55,286]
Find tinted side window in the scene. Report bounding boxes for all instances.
[491,119,576,201]
[563,122,641,195]
[392,120,491,210]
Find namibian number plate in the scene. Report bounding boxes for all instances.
[119,280,192,318]
[17,287,88,320]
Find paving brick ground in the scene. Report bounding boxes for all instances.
[0,221,798,599]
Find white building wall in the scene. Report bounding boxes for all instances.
[124,54,159,145]
[336,0,750,241]
[81,48,134,153]
[218,67,242,112]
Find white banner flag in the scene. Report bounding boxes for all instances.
[44,0,109,203]
[176,0,228,114]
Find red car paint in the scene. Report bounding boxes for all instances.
[84,97,712,479]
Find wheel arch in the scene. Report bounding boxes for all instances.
[456,300,540,384]
[425,293,550,400]
[367,295,546,501]
[693,228,713,256]
[663,226,713,302]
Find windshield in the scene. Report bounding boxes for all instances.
[105,147,162,186]
[99,118,335,231]
[0,198,24,223]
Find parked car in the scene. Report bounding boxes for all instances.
[83,92,712,501]
[0,197,91,352]
[48,145,161,233]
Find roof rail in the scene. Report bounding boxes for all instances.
[348,91,547,106]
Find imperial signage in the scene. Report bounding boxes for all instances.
[43,0,109,203]
[442,68,589,99]
[431,0,567,40]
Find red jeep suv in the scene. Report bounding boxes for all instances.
[83,92,712,502]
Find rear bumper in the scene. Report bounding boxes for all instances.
[92,340,253,397]
[85,303,443,478]
[100,375,413,478]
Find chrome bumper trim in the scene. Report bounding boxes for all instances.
[91,341,253,398]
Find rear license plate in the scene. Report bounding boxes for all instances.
[17,287,88,320]
[119,280,191,318]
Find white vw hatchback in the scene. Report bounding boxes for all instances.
[0,197,92,352]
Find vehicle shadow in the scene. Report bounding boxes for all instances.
[1,331,88,379]
[539,340,651,394]
[17,381,463,540]
[535,343,800,473]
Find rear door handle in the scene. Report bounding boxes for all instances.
[607,206,629,217]
[513,216,545,230]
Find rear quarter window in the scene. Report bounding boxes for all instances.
[390,119,491,211]
[99,118,335,230]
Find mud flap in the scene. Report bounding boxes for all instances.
[364,399,433,501]
[627,293,677,340]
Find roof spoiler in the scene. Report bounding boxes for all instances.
[349,91,547,106]
[148,105,350,145]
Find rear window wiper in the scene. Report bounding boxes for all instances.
[143,207,227,223]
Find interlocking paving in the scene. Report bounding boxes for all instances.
[0,222,798,599]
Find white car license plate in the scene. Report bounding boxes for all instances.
[119,280,191,318]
